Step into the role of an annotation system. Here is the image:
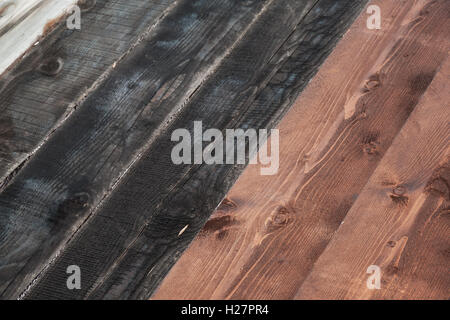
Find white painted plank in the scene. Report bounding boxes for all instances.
[0,0,77,75]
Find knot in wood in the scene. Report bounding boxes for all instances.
[79,0,96,11]
[58,192,90,215]
[38,57,64,76]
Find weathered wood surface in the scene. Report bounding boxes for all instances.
[1,0,295,298]
[0,0,44,32]
[296,57,450,299]
[0,0,370,300]
[0,0,78,75]
[0,0,174,187]
[153,0,449,299]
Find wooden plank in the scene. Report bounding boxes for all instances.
[153,0,449,299]
[0,0,78,75]
[0,0,44,32]
[0,0,326,300]
[296,57,450,300]
[0,0,174,188]
[19,0,368,300]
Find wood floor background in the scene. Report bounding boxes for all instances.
[0,0,448,300]
[0,0,369,299]
[154,0,450,300]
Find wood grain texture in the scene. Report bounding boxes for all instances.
[153,0,449,300]
[0,0,77,75]
[19,0,368,300]
[0,0,174,187]
[296,57,450,300]
[0,0,44,32]
[1,0,295,299]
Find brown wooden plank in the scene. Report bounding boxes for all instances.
[296,57,450,300]
[153,0,449,299]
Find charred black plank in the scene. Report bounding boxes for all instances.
[0,0,175,187]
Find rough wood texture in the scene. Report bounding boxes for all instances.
[7,0,370,300]
[153,0,449,299]
[296,57,450,300]
[0,0,77,75]
[0,0,174,187]
[0,0,44,32]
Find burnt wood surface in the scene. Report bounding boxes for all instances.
[0,0,174,187]
[0,0,368,299]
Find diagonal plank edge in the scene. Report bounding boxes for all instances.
[0,0,176,189]
[0,0,78,76]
